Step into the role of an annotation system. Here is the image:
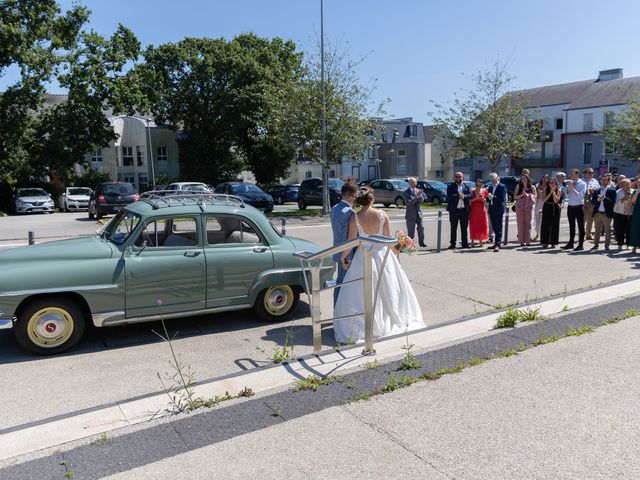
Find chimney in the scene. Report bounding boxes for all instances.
[598,68,623,82]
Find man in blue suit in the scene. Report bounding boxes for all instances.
[446,172,471,249]
[486,173,507,252]
[330,183,357,305]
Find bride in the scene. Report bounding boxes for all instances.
[333,187,425,344]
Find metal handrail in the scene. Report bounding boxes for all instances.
[293,234,397,355]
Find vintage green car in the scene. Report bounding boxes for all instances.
[0,194,334,354]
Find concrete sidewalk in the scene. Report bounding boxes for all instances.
[104,316,640,480]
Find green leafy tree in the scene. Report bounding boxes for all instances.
[431,59,540,172]
[601,95,640,160]
[135,34,303,185]
[289,40,385,212]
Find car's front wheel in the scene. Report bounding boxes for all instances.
[14,297,86,355]
[298,198,307,210]
[432,196,441,205]
[254,285,300,322]
[395,196,405,208]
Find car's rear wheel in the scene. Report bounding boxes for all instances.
[432,196,441,205]
[96,212,103,220]
[382,203,390,208]
[395,196,405,208]
[14,297,86,355]
[254,285,300,322]
[298,199,307,210]
[277,197,284,205]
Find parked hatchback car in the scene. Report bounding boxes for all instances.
[88,182,139,220]
[164,182,212,195]
[215,182,274,212]
[59,187,92,211]
[267,184,299,205]
[415,180,447,205]
[368,179,409,207]
[298,177,344,210]
[483,176,518,201]
[11,188,55,214]
[0,195,333,354]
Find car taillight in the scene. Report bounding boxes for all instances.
[133,194,139,201]
[97,195,105,203]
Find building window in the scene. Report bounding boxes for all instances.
[91,148,102,162]
[122,147,134,166]
[583,142,593,164]
[381,133,388,143]
[305,170,312,179]
[157,146,168,161]
[604,111,615,128]
[555,118,563,130]
[583,113,593,131]
[396,149,407,175]
[136,147,144,167]
[409,124,418,137]
[435,170,444,178]
[138,174,148,186]
[124,175,136,184]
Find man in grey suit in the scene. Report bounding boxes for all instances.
[403,177,426,247]
[330,183,357,305]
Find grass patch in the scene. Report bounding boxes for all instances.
[266,209,323,219]
[495,306,544,328]
[494,348,518,358]
[295,375,342,392]
[561,304,570,312]
[420,371,441,381]
[565,325,595,337]
[364,359,382,370]
[90,433,112,446]
[603,308,640,325]
[467,357,486,367]
[436,361,465,376]
[238,387,255,398]
[383,373,400,392]
[533,334,560,346]
[348,392,371,403]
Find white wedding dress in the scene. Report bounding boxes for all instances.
[333,211,425,344]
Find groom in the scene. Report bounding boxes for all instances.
[330,183,357,305]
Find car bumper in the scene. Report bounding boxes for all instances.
[67,202,89,210]
[95,204,128,214]
[15,205,54,213]
[0,318,13,329]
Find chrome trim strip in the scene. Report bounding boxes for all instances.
[95,304,252,327]
[0,319,13,330]
[0,284,119,297]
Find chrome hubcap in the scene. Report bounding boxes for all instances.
[27,307,73,348]
[264,286,294,316]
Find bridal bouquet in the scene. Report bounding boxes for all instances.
[394,230,416,254]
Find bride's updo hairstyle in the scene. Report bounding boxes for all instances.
[355,186,374,207]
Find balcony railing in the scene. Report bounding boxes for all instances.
[513,156,562,168]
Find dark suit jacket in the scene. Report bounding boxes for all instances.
[446,182,471,213]
[403,187,424,221]
[487,183,507,215]
[591,187,616,218]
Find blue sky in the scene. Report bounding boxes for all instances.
[3,0,640,123]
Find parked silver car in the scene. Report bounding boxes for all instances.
[368,179,409,207]
[58,187,92,211]
[11,188,55,214]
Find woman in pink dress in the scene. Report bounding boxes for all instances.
[469,179,489,247]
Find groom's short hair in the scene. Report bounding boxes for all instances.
[341,183,357,197]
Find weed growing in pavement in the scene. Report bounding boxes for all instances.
[495,306,544,328]
[348,392,372,403]
[533,334,560,346]
[271,327,296,363]
[64,471,74,478]
[154,316,200,414]
[494,349,518,358]
[238,387,255,398]
[383,373,400,392]
[295,375,343,391]
[565,326,595,337]
[420,371,441,381]
[467,357,486,367]
[400,373,416,387]
[436,361,465,376]
[517,342,528,352]
[518,306,544,322]
[561,304,570,312]
[603,308,640,325]
[398,332,423,371]
[364,359,382,370]
[90,433,112,446]
[270,405,283,418]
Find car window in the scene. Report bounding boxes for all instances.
[68,188,92,195]
[103,211,141,245]
[206,215,263,245]
[232,183,263,193]
[134,217,198,248]
[370,181,381,189]
[18,189,48,197]
[391,180,409,190]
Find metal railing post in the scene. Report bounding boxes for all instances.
[281,218,286,236]
[362,247,375,355]
[503,208,509,246]
[436,210,442,252]
[310,264,322,354]
[28,231,35,245]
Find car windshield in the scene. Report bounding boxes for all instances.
[232,183,263,193]
[18,189,48,197]
[391,180,409,189]
[103,184,136,195]
[68,188,92,196]
[427,180,447,189]
[100,210,141,245]
[183,184,209,192]
[328,178,344,189]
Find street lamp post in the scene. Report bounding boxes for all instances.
[320,0,329,215]
[145,118,156,188]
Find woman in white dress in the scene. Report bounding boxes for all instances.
[333,187,425,344]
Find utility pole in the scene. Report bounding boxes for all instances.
[320,0,329,215]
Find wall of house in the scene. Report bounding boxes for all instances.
[565,104,625,133]
[378,143,423,179]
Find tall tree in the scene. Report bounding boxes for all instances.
[135,34,303,185]
[601,95,640,161]
[289,40,386,212]
[431,59,540,172]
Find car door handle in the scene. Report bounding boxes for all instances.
[184,251,201,257]
[253,247,268,253]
